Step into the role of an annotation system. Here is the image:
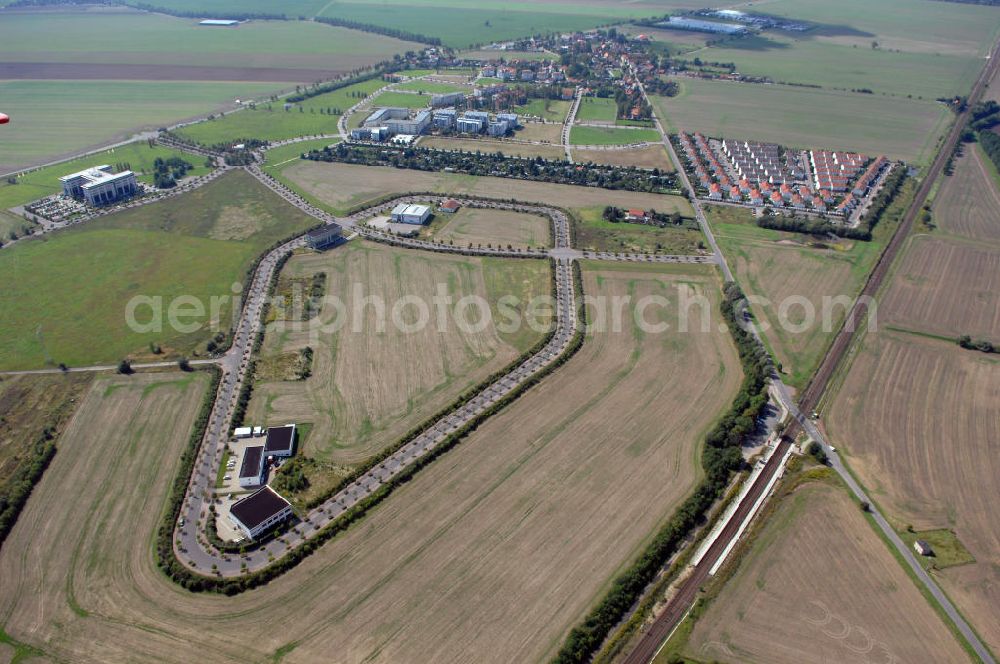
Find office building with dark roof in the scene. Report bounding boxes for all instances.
[238,445,266,488]
[264,424,296,458]
[228,486,294,540]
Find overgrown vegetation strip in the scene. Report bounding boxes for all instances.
[551,282,771,664]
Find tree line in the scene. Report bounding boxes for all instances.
[978,128,1000,172]
[306,144,681,193]
[552,282,772,664]
[314,15,441,46]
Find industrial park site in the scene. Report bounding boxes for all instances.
[0,1,998,663]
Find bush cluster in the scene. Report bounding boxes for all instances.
[0,428,58,550]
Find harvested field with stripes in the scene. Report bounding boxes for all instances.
[683,479,970,664]
[880,235,1000,339]
[248,240,551,469]
[827,330,1000,656]
[0,264,740,664]
[932,147,1000,242]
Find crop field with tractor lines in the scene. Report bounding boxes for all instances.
[0,264,741,664]
[247,240,551,469]
[680,479,971,664]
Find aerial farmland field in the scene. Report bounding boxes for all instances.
[0,263,741,664]
[651,79,951,164]
[3,2,1000,662]
[705,205,889,388]
[681,0,1000,98]
[247,241,551,472]
[420,206,552,248]
[679,478,970,664]
[827,330,1000,656]
[0,9,417,74]
[572,144,674,171]
[174,79,385,146]
[933,146,1000,242]
[880,235,1000,339]
[0,170,317,369]
[0,80,285,173]
[278,160,694,218]
[569,125,660,146]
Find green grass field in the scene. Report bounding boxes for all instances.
[315,1,672,48]
[574,206,704,254]
[0,170,318,369]
[0,142,213,211]
[569,126,660,146]
[173,78,384,146]
[262,138,341,170]
[0,80,282,172]
[758,0,1000,58]
[705,205,891,387]
[514,98,571,122]
[575,96,617,122]
[652,78,951,163]
[0,10,419,69]
[898,529,976,570]
[678,0,1000,100]
[369,91,433,109]
[678,35,985,100]
[395,80,469,94]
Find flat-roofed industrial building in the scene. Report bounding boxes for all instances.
[228,486,294,539]
[238,445,266,488]
[390,203,432,225]
[264,424,297,458]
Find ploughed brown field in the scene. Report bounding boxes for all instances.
[684,480,970,664]
[828,330,1000,655]
[0,264,739,664]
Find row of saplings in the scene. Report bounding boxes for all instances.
[552,281,772,664]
